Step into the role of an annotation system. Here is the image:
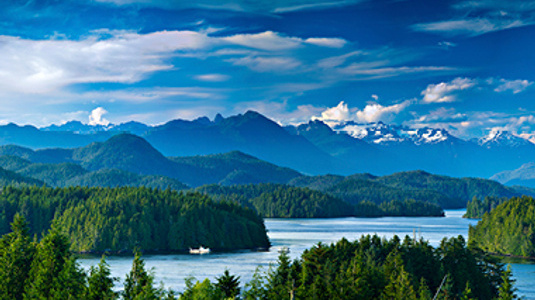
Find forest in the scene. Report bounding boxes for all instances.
[197,183,444,218]
[469,195,535,258]
[0,186,270,253]
[0,215,518,299]
[463,196,508,218]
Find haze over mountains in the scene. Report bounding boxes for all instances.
[0,110,533,180]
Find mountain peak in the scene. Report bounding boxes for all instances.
[479,129,532,147]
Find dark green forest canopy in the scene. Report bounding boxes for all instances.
[463,196,509,219]
[469,196,535,258]
[0,186,270,253]
[290,170,519,209]
[196,183,444,218]
[183,235,515,300]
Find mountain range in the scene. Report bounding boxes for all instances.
[1,110,534,179]
[0,131,528,210]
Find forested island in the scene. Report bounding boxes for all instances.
[464,196,508,218]
[0,215,518,299]
[469,196,535,258]
[197,183,444,218]
[0,186,270,253]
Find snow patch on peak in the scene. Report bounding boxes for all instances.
[479,129,532,147]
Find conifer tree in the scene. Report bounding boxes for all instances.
[215,270,241,299]
[86,256,117,300]
[123,251,161,300]
[497,265,517,300]
[24,226,86,299]
[0,214,36,300]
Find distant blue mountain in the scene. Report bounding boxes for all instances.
[2,111,535,177]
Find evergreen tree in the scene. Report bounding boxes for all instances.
[417,277,432,300]
[123,251,161,300]
[86,256,117,300]
[215,270,240,299]
[180,277,224,300]
[497,265,517,300]
[0,214,36,300]
[24,226,86,299]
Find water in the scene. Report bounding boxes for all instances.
[79,210,535,298]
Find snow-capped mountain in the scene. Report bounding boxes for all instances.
[330,121,456,146]
[478,129,533,148]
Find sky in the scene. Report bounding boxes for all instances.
[1,0,535,139]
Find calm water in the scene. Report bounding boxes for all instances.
[79,210,535,298]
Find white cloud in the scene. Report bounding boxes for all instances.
[0,31,212,94]
[421,77,477,103]
[222,31,302,51]
[194,74,230,82]
[88,107,110,126]
[412,19,526,36]
[412,0,535,36]
[228,56,301,72]
[371,94,379,100]
[313,100,412,125]
[355,100,412,123]
[304,37,347,48]
[494,79,533,93]
[97,0,364,14]
[319,101,351,121]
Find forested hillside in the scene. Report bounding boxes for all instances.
[464,196,508,218]
[469,196,535,258]
[0,186,270,253]
[291,170,519,209]
[197,183,444,218]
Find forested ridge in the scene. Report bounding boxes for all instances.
[291,170,519,209]
[0,186,270,253]
[464,196,509,219]
[197,183,444,218]
[469,196,535,258]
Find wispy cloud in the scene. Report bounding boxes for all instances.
[96,0,364,14]
[194,74,230,82]
[421,77,477,103]
[412,19,527,37]
[494,79,533,93]
[412,0,535,36]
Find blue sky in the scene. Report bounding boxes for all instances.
[1,0,534,140]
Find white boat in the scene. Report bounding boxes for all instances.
[278,246,290,254]
[189,246,211,254]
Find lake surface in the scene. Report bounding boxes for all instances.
[79,210,535,298]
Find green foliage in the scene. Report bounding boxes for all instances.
[197,183,355,218]
[24,227,87,299]
[215,270,240,299]
[198,183,443,218]
[498,265,517,300]
[0,214,36,300]
[180,277,224,300]
[469,196,535,257]
[0,186,270,253]
[235,235,514,300]
[123,252,163,300]
[291,170,519,209]
[86,256,117,300]
[464,196,508,219]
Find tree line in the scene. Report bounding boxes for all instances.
[0,214,517,299]
[0,185,270,253]
[197,183,444,218]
